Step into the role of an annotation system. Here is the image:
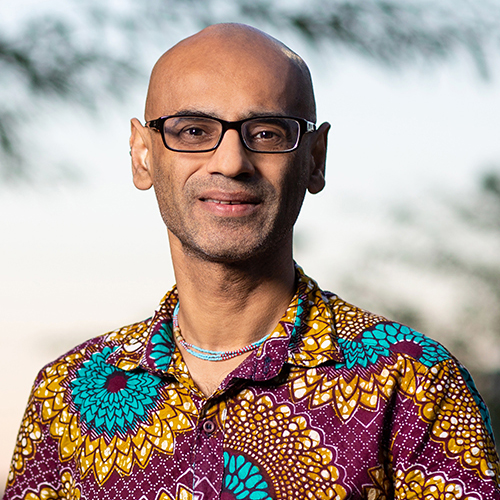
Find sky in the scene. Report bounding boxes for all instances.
[1,22,500,490]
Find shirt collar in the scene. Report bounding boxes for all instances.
[106,265,344,379]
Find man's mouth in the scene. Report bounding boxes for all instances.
[202,199,249,205]
[197,192,261,216]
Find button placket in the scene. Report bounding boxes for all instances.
[191,414,223,495]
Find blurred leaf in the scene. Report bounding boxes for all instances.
[482,171,500,198]
[1,0,500,182]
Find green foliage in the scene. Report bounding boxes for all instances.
[238,0,498,73]
[483,171,500,198]
[1,0,500,181]
[0,6,138,181]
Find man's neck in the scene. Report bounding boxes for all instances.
[169,237,296,353]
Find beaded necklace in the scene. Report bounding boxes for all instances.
[172,295,303,362]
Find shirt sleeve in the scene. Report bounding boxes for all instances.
[390,356,500,499]
[3,375,63,500]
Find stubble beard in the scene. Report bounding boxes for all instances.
[153,151,310,265]
[156,181,306,266]
[159,191,284,265]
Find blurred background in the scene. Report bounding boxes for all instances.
[1,0,500,494]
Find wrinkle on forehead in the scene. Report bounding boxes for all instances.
[145,23,316,121]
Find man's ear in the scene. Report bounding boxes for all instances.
[130,118,154,190]
[307,122,330,194]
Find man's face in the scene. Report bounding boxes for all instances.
[136,35,325,263]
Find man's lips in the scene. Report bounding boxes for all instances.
[202,199,255,205]
[198,191,260,205]
[198,192,261,215]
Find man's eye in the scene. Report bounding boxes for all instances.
[176,126,216,143]
[251,128,287,143]
[255,130,277,139]
[183,127,206,136]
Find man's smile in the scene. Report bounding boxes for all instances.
[198,190,261,204]
[197,194,261,217]
[203,199,247,205]
[197,190,262,216]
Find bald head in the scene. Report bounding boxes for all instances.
[145,23,316,122]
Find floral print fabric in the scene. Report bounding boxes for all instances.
[4,266,500,499]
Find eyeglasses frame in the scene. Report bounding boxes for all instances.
[145,114,317,153]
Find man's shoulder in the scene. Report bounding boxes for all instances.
[297,267,454,370]
[319,288,454,369]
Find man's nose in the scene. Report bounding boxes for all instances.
[205,129,255,178]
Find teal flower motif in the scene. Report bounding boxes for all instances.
[71,347,161,436]
[367,323,449,367]
[338,322,450,369]
[148,321,174,371]
[222,452,273,499]
[338,336,390,369]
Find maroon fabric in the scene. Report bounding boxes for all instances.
[4,268,500,499]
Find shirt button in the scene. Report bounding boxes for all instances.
[202,419,216,434]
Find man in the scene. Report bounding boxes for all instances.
[4,23,500,500]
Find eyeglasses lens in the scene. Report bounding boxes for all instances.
[163,117,221,151]
[242,118,299,152]
[162,117,300,152]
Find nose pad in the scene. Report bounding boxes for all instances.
[205,129,255,178]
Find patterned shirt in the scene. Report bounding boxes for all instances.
[4,267,500,499]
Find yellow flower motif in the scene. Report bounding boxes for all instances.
[394,466,480,499]
[58,471,81,500]
[225,389,347,500]
[34,350,195,486]
[7,396,43,485]
[291,296,336,365]
[330,297,386,342]
[413,361,499,481]
[23,471,81,500]
[290,352,499,483]
[157,485,193,500]
[24,487,58,500]
[289,356,417,421]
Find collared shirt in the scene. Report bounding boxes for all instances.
[4,267,500,499]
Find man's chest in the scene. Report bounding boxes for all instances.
[33,361,400,500]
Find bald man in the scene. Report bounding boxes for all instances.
[4,24,500,500]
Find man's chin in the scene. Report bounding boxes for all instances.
[181,243,262,264]
[179,233,278,265]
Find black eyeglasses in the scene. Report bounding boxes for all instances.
[145,115,316,153]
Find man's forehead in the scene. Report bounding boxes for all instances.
[145,24,316,121]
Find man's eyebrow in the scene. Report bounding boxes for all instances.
[245,111,289,119]
[165,110,289,120]
[167,110,216,118]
